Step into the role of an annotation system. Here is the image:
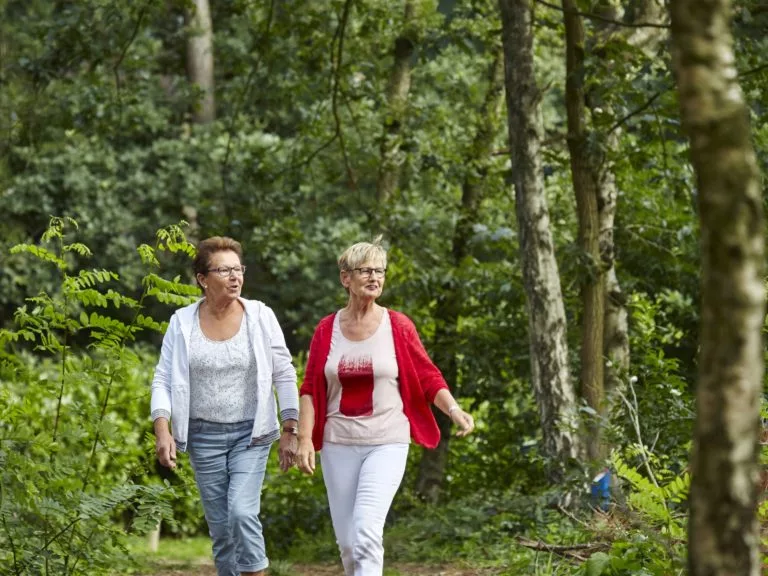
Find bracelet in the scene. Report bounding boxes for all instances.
[448,405,461,415]
[282,425,298,436]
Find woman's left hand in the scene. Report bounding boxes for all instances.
[278,432,298,472]
[450,408,475,437]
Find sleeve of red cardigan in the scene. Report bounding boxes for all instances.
[299,323,322,397]
[402,315,449,402]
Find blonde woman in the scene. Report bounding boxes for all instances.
[296,238,474,576]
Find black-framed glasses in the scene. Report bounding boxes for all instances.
[351,267,386,278]
[207,265,246,278]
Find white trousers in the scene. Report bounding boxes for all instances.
[320,442,409,576]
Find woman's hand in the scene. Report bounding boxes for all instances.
[296,437,316,475]
[433,390,475,438]
[450,408,475,437]
[155,430,177,469]
[278,432,298,472]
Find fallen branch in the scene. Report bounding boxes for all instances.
[517,537,610,560]
[518,538,606,552]
[557,504,591,529]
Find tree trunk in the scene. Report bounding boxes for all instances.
[183,0,212,247]
[594,0,667,401]
[597,125,629,398]
[626,0,666,56]
[415,52,505,502]
[670,1,765,574]
[376,0,415,204]
[185,0,215,124]
[563,0,605,460]
[498,0,582,469]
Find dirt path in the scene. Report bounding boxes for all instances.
[149,562,503,575]
[290,564,501,575]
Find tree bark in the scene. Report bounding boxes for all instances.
[183,0,212,247]
[376,0,415,204]
[563,0,605,460]
[591,0,668,403]
[185,0,215,124]
[670,1,765,574]
[415,52,505,503]
[498,0,582,468]
[598,126,629,398]
[626,0,666,56]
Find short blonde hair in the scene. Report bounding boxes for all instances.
[338,235,387,271]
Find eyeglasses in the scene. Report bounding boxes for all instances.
[351,267,386,278]
[207,265,246,278]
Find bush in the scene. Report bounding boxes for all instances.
[0,218,199,574]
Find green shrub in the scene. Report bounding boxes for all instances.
[0,218,199,574]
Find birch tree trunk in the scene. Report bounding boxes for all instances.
[415,52,505,502]
[599,135,629,400]
[670,1,765,573]
[377,0,415,204]
[563,0,605,460]
[183,0,213,245]
[186,0,215,124]
[498,0,582,468]
[593,0,667,401]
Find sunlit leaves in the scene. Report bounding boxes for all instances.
[0,218,198,573]
[10,244,67,270]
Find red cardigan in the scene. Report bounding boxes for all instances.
[299,310,449,451]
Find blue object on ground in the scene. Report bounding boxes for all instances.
[591,468,611,511]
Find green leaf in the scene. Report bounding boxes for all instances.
[585,552,611,576]
[10,244,67,270]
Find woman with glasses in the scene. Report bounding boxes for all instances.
[151,236,298,576]
[296,237,474,576]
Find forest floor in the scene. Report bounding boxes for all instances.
[145,560,503,576]
[135,538,504,576]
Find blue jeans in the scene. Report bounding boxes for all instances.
[188,419,271,575]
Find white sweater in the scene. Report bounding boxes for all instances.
[150,297,299,451]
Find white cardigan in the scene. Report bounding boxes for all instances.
[150,297,299,452]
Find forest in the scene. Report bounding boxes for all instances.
[0,0,766,574]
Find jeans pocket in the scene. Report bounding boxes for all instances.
[188,419,205,435]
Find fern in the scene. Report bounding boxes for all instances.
[64,269,119,291]
[137,243,160,267]
[63,242,93,257]
[133,314,167,334]
[0,217,198,574]
[10,244,67,270]
[146,287,199,307]
[155,222,197,258]
[612,452,688,537]
[662,472,690,504]
[143,272,200,296]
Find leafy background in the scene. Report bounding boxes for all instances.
[1,0,767,574]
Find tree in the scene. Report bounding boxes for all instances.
[186,0,215,124]
[670,0,765,573]
[498,0,582,469]
[562,0,606,460]
[377,0,416,204]
[588,0,668,405]
[587,0,667,404]
[415,50,506,502]
[184,0,214,243]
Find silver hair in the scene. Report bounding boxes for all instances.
[337,235,387,271]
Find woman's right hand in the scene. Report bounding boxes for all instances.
[155,429,177,469]
[296,437,315,475]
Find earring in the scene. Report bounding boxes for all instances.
[202,285,207,289]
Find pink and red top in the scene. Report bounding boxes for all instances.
[299,310,449,451]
